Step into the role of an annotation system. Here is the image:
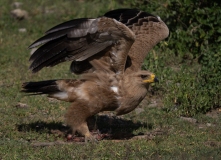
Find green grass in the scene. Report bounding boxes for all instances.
[0,0,221,159]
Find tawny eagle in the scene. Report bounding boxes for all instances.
[22,9,169,141]
[22,60,158,141]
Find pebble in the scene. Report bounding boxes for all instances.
[11,9,28,20]
[180,116,197,123]
[15,102,29,108]
[18,28,27,33]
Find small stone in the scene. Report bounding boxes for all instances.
[11,9,28,20]
[180,116,197,123]
[16,102,29,108]
[18,28,27,33]
[206,123,212,127]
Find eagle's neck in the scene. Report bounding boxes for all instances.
[114,76,148,115]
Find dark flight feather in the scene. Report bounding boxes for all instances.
[45,18,94,34]
[22,80,59,94]
[29,18,96,49]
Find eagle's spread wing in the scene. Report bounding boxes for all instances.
[104,9,169,73]
[28,9,169,74]
[29,17,135,74]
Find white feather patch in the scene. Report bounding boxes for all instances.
[111,86,118,94]
[52,92,68,100]
[157,15,161,21]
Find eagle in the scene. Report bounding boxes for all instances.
[22,9,169,141]
[22,61,158,141]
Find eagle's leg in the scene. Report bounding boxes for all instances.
[65,102,96,142]
[79,122,96,142]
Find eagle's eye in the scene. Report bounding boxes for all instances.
[141,75,148,79]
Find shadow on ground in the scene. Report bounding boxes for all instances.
[17,115,149,141]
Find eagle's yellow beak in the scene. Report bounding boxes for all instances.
[143,74,159,83]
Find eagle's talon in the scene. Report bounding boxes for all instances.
[85,134,98,143]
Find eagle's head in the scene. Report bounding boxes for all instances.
[132,70,158,87]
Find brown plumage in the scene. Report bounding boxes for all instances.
[28,8,169,74]
[23,9,169,141]
[22,60,158,141]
